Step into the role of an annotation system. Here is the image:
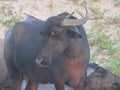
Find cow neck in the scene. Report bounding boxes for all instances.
[64,40,84,61]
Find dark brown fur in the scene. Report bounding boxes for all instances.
[85,63,120,90]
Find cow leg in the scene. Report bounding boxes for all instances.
[50,68,65,90]
[12,75,23,90]
[75,85,83,90]
[5,57,23,90]
[24,76,38,90]
[74,79,86,90]
[0,87,11,90]
[51,74,65,90]
[16,75,23,90]
[25,80,38,90]
[55,82,64,90]
[54,77,65,90]
[8,71,23,90]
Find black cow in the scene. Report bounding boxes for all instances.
[4,7,90,90]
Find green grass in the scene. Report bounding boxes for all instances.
[89,32,120,75]
[104,54,120,75]
[114,0,120,7]
[89,0,100,2]
[88,20,120,76]
[70,0,88,5]
[72,0,100,5]
[90,5,103,19]
[106,15,120,25]
[0,18,19,27]
[97,34,115,50]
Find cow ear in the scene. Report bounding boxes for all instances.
[68,28,82,38]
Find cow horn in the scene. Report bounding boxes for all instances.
[60,6,88,27]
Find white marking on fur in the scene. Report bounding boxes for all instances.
[87,67,95,77]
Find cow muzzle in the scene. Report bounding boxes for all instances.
[35,57,49,68]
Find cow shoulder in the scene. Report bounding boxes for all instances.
[12,22,32,44]
[11,16,44,43]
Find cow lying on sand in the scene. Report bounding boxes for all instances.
[85,63,120,90]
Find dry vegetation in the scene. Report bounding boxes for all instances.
[0,0,120,75]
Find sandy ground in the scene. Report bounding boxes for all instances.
[38,84,73,90]
[21,80,74,90]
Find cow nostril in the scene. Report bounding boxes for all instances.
[36,58,48,67]
[40,59,47,65]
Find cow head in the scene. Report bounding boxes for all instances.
[36,6,88,67]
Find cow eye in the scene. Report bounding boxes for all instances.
[51,27,63,37]
[51,30,58,36]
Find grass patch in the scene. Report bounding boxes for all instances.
[114,0,120,7]
[105,15,120,25]
[0,18,19,27]
[104,54,120,75]
[89,0,100,2]
[97,34,115,50]
[89,32,120,75]
[70,0,88,5]
[90,33,120,75]
[88,21,120,75]
[90,5,103,19]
